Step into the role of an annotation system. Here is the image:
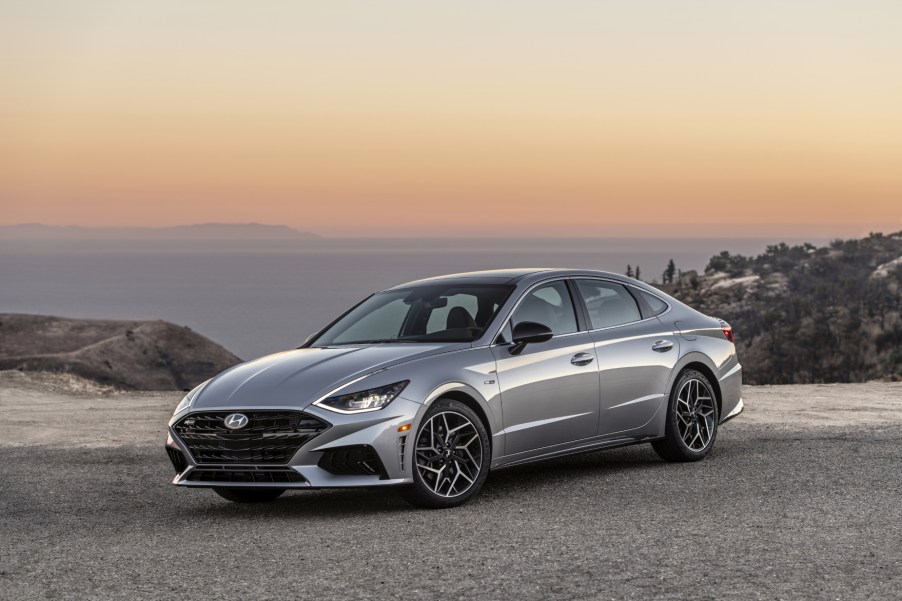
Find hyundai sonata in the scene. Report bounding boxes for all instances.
[165,269,743,508]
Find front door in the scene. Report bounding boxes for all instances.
[492,280,600,456]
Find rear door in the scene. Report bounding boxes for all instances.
[573,279,679,437]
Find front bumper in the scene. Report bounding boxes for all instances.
[165,397,425,488]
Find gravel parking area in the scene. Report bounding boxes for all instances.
[1,372,900,600]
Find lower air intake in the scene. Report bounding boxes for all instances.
[318,445,388,478]
[187,467,306,484]
[166,446,187,473]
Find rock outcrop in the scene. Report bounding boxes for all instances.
[657,232,902,384]
[0,314,241,390]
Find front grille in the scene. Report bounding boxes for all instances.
[166,446,187,473]
[187,466,306,484]
[173,411,329,464]
[318,445,388,478]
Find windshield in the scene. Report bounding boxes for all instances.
[310,284,515,346]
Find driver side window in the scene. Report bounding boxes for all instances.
[509,281,578,337]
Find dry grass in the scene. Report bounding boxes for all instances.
[0,369,118,395]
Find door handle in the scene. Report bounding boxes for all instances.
[571,352,595,366]
[652,340,674,352]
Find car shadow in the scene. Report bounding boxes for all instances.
[182,444,672,518]
[189,486,413,517]
[481,444,664,489]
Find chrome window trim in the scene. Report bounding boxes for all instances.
[484,274,674,346]
[585,314,659,334]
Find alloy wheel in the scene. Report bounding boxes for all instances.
[675,378,717,451]
[414,410,483,498]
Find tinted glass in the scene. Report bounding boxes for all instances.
[510,281,578,336]
[311,284,513,345]
[425,292,479,334]
[575,280,641,329]
[326,297,410,343]
[639,290,669,316]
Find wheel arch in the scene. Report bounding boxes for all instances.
[674,358,723,419]
[423,383,495,455]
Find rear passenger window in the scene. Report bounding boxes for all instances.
[638,290,669,316]
[575,280,641,329]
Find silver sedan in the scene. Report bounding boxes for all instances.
[165,269,743,508]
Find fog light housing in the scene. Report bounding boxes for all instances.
[318,445,387,478]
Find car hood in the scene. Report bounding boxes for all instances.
[192,343,465,410]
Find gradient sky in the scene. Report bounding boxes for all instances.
[1,1,901,237]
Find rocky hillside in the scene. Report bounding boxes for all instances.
[0,314,241,390]
[658,232,902,385]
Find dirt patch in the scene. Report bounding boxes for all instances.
[0,370,179,447]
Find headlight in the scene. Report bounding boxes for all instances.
[173,380,209,416]
[316,381,409,413]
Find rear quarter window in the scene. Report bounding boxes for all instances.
[638,290,669,316]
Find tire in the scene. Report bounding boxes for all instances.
[213,488,286,503]
[652,369,719,462]
[399,399,491,509]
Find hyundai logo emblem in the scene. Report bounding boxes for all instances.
[223,413,249,430]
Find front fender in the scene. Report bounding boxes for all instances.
[422,382,501,434]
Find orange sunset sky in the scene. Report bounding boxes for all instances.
[1,1,901,237]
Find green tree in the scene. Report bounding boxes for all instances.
[635,265,641,281]
[664,259,676,284]
[626,265,634,278]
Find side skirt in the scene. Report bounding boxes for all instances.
[490,434,661,471]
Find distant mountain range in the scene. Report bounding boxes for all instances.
[0,223,320,240]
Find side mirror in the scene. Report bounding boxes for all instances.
[509,321,553,355]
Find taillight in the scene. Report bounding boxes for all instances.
[722,325,734,343]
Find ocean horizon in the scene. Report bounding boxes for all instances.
[0,236,827,359]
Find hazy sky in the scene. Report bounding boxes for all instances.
[1,1,901,237]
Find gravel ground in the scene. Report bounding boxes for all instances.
[1,371,901,600]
